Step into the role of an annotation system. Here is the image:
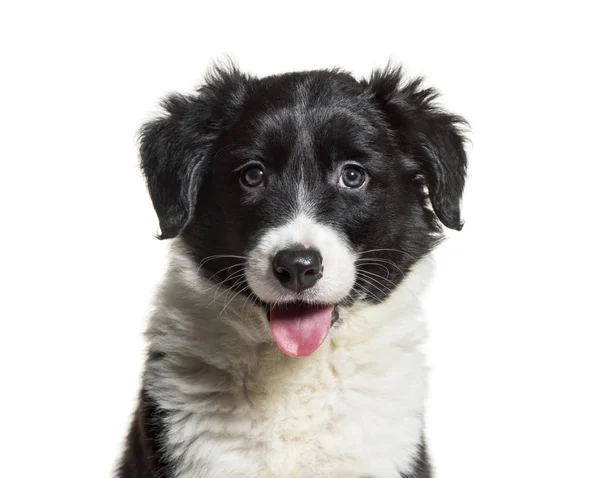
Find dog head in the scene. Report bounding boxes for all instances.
[140,65,467,357]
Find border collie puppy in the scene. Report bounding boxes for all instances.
[117,64,467,478]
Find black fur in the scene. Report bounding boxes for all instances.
[403,440,433,478]
[117,390,171,478]
[119,64,467,477]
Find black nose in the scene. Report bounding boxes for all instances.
[272,248,323,292]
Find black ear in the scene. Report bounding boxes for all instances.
[364,66,468,230]
[139,65,253,239]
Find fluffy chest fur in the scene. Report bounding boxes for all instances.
[144,246,431,478]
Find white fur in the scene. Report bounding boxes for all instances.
[145,240,433,478]
[245,213,356,305]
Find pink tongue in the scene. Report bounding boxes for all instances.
[269,304,334,357]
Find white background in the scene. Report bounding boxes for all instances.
[1,1,599,477]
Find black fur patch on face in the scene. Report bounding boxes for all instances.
[139,65,467,305]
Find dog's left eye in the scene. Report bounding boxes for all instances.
[241,165,266,188]
[338,166,366,189]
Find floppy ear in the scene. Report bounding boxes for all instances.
[364,66,468,230]
[139,66,253,239]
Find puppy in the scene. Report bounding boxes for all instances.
[117,64,467,478]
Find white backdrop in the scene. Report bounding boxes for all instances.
[1,1,599,477]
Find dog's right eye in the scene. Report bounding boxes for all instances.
[240,165,266,188]
[338,165,367,189]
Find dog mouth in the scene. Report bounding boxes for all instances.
[266,303,339,358]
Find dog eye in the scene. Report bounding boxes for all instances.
[338,166,366,189]
[241,165,266,188]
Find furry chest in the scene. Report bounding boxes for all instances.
[167,344,426,478]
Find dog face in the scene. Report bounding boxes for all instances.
[140,66,467,356]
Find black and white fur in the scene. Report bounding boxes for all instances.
[117,64,467,478]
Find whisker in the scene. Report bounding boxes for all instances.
[354,261,391,277]
[200,266,246,293]
[210,273,247,306]
[198,254,247,267]
[205,269,246,291]
[355,248,416,261]
[240,292,258,320]
[351,282,382,304]
[195,254,246,276]
[356,268,397,287]
[356,273,392,297]
[356,257,403,272]
[219,285,251,318]
[195,255,246,279]
[206,263,246,282]
[223,276,248,305]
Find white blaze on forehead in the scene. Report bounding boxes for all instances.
[245,213,356,304]
[294,179,316,218]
